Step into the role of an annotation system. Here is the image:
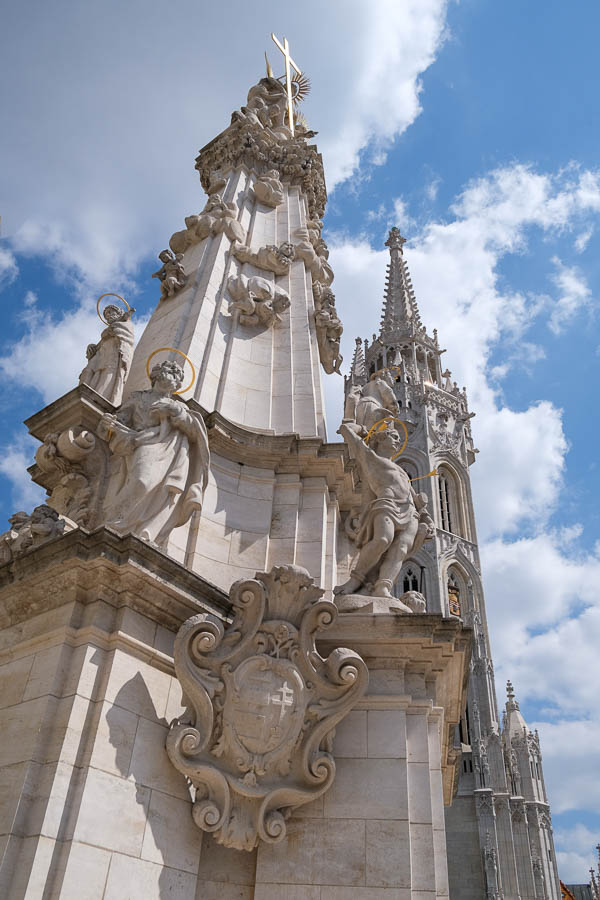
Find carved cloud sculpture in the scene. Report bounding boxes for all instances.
[166,564,368,851]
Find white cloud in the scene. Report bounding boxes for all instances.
[0,0,450,291]
[319,0,449,186]
[536,719,600,815]
[574,226,593,252]
[482,532,600,698]
[392,197,414,231]
[0,434,46,514]
[0,297,100,404]
[0,0,452,411]
[549,256,593,334]
[425,176,441,203]
[0,246,18,288]
[555,823,600,883]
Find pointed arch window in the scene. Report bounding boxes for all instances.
[403,566,419,593]
[439,472,453,532]
[448,571,461,617]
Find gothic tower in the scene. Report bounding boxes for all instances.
[346,227,562,900]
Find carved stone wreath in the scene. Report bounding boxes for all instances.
[166,564,368,851]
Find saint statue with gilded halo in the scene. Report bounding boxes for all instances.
[79,303,135,406]
[97,359,210,547]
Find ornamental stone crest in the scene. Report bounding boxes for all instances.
[166,564,368,851]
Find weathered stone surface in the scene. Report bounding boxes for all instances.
[167,564,368,851]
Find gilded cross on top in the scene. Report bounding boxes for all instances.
[271,33,301,136]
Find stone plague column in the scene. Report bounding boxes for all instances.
[0,60,472,900]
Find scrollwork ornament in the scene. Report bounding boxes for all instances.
[166,564,368,851]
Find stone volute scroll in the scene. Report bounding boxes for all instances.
[96,353,210,548]
[79,293,135,407]
[166,564,368,852]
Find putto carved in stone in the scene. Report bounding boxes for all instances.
[196,78,327,224]
[0,504,67,564]
[152,249,186,301]
[232,240,295,275]
[232,76,289,137]
[294,223,333,288]
[169,193,245,255]
[166,564,368,851]
[227,274,290,328]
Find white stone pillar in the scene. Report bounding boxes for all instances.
[250,614,471,899]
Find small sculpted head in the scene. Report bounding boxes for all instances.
[31,504,59,523]
[103,304,125,324]
[8,511,29,529]
[278,242,294,261]
[370,425,401,459]
[150,360,184,394]
[158,249,173,264]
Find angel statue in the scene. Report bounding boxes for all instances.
[152,249,186,301]
[335,421,434,601]
[79,303,135,407]
[97,359,210,548]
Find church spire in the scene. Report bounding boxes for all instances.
[505,679,529,738]
[379,227,421,337]
[349,337,367,383]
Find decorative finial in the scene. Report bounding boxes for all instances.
[265,52,274,78]
[385,227,407,251]
[506,680,514,700]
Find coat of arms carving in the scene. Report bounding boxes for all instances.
[166,564,368,851]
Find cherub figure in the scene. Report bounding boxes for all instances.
[335,421,434,600]
[227,274,290,328]
[79,304,135,406]
[152,249,186,301]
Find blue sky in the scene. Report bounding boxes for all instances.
[1,0,599,881]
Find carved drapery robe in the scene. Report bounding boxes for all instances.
[79,319,134,406]
[101,391,209,546]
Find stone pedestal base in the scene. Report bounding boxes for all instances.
[335,592,413,615]
[249,613,472,900]
[0,532,471,900]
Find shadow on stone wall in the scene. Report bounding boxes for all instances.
[107,670,200,899]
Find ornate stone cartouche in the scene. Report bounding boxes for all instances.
[166,564,368,851]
